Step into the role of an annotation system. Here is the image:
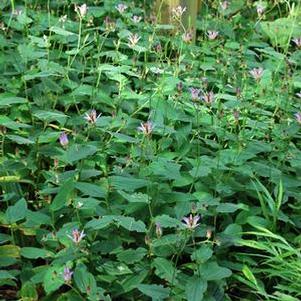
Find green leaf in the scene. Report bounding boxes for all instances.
[137,284,169,300]
[33,109,68,125]
[216,203,245,213]
[18,44,46,62]
[0,245,20,258]
[103,261,132,275]
[0,234,11,244]
[21,247,54,259]
[191,246,213,263]
[20,282,38,301]
[50,26,77,36]
[189,165,212,178]
[74,266,97,298]
[149,159,181,180]
[85,216,114,230]
[242,265,258,287]
[50,179,74,211]
[199,262,232,281]
[25,210,51,227]
[17,13,32,25]
[118,191,150,203]
[43,266,64,294]
[6,198,27,224]
[117,248,147,264]
[0,270,16,280]
[185,276,207,301]
[6,135,34,145]
[0,116,31,130]
[261,18,300,48]
[152,234,182,247]
[153,257,176,283]
[62,144,98,164]
[75,182,107,198]
[155,215,182,228]
[0,94,27,107]
[112,132,138,143]
[117,216,147,232]
[110,176,150,192]
[121,270,148,293]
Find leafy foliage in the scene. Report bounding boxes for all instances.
[0,0,301,300]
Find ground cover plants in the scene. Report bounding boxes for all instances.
[0,0,301,300]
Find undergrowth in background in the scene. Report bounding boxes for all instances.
[0,0,301,300]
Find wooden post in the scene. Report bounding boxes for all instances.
[181,0,199,42]
[154,0,181,25]
[154,0,201,43]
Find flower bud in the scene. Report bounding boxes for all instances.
[155,222,162,238]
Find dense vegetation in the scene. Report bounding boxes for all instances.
[0,0,301,300]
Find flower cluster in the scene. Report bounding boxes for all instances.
[256,4,265,17]
[292,37,301,48]
[295,112,301,124]
[68,229,86,244]
[172,5,186,18]
[63,267,73,282]
[182,29,194,43]
[128,33,140,48]
[220,1,229,10]
[249,67,264,81]
[59,132,69,147]
[116,3,128,14]
[189,87,201,101]
[84,109,101,124]
[138,121,154,135]
[207,30,219,40]
[74,4,87,18]
[132,15,142,23]
[182,214,200,230]
[202,91,215,104]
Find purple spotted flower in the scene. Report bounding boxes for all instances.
[256,5,265,16]
[128,33,140,47]
[182,214,200,230]
[63,267,73,282]
[68,229,86,244]
[74,4,87,18]
[59,132,69,147]
[294,112,301,124]
[202,91,215,104]
[138,121,154,135]
[84,109,101,124]
[12,8,22,16]
[59,15,67,23]
[249,67,264,81]
[172,5,186,18]
[132,15,142,23]
[292,37,301,48]
[220,1,229,10]
[189,87,201,101]
[182,29,194,43]
[116,3,127,14]
[207,30,219,40]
